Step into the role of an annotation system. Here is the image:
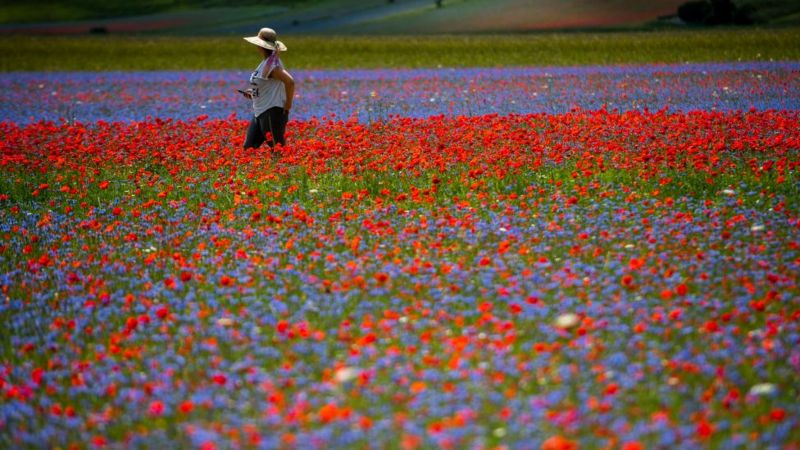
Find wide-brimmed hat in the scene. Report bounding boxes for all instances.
[244,28,287,52]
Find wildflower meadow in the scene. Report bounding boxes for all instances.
[1,51,799,449]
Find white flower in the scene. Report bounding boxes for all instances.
[750,224,765,232]
[334,367,360,384]
[722,189,736,196]
[554,313,579,330]
[749,383,776,396]
[216,317,234,327]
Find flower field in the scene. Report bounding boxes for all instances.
[2,62,799,124]
[1,62,800,449]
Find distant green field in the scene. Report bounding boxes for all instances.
[2,28,799,71]
[0,0,307,24]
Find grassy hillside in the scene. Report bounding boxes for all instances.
[1,28,798,71]
[0,0,308,24]
[747,0,800,23]
[3,0,799,35]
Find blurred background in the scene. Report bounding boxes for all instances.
[2,0,799,35]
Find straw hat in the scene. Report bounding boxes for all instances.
[244,28,287,52]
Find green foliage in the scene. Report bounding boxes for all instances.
[2,28,799,71]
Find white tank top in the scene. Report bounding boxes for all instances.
[249,55,286,117]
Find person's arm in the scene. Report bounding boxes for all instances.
[270,67,295,113]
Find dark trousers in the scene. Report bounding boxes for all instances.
[244,107,288,149]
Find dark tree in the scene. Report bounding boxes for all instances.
[733,3,757,24]
[678,1,712,24]
[678,0,757,25]
[708,0,736,24]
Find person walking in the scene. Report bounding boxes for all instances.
[242,27,295,151]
